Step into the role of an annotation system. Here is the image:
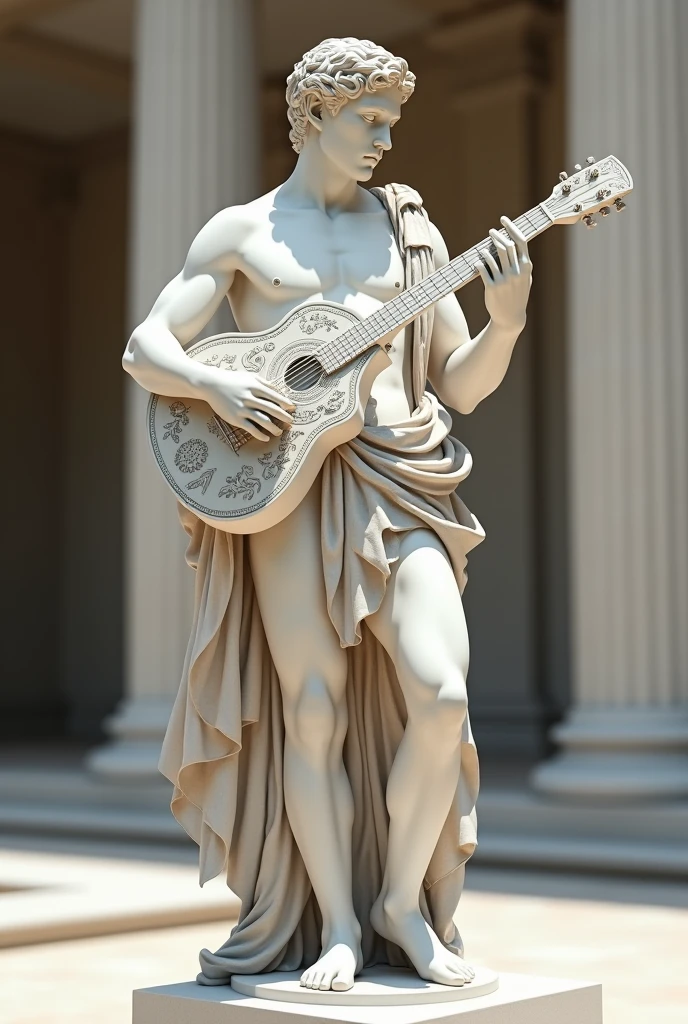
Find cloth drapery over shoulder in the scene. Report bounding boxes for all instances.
[370,183,435,410]
[158,184,485,984]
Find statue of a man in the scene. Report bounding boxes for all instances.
[123,37,532,994]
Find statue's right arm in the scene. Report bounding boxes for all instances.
[123,206,294,441]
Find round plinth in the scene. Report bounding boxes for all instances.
[230,965,499,1006]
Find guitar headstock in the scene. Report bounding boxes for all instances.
[544,155,633,228]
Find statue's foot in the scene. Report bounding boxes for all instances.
[299,937,361,992]
[370,893,476,987]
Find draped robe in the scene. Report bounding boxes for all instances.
[158,183,486,984]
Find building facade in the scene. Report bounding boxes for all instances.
[2,0,687,868]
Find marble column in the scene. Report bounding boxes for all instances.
[88,0,258,778]
[532,0,688,797]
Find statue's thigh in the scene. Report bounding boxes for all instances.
[367,529,469,693]
[248,479,346,698]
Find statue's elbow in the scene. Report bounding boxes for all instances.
[440,385,477,416]
[122,341,136,377]
[456,396,478,415]
[122,327,146,380]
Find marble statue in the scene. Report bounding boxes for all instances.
[123,37,532,995]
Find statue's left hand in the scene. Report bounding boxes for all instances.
[474,216,532,333]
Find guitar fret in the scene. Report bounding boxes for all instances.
[318,203,552,376]
[460,254,477,278]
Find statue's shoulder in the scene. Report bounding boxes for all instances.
[211,189,278,236]
[188,190,278,267]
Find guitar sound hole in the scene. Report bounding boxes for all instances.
[284,356,324,391]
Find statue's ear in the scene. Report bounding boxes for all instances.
[304,95,324,133]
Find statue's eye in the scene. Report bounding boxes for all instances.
[362,113,375,123]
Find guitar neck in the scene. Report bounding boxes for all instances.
[317,202,553,375]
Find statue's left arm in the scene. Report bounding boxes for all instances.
[425,217,532,415]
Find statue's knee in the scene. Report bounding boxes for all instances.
[283,672,346,756]
[411,672,468,744]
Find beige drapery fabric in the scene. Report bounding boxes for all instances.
[370,183,435,410]
[158,184,485,984]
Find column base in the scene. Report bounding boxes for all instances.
[86,696,174,781]
[531,706,688,799]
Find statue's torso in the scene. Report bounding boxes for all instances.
[227,189,416,426]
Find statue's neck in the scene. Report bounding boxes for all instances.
[279,145,366,216]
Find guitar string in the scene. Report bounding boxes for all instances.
[228,211,547,436]
[231,215,546,410]
[214,208,548,438]
[265,248,485,393]
[273,207,548,392]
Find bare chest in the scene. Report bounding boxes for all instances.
[231,209,406,332]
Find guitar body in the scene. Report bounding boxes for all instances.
[147,302,391,534]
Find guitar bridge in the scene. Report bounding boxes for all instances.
[211,415,252,454]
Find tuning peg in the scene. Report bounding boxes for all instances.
[559,171,568,181]
[614,199,626,211]
[586,156,595,164]
[600,206,611,217]
[574,163,582,171]
[583,215,597,228]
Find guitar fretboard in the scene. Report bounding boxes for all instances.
[317,204,552,374]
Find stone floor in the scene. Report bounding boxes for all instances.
[1,842,687,1024]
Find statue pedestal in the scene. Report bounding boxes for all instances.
[230,967,499,1005]
[133,971,602,1023]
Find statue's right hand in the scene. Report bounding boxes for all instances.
[201,371,295,442]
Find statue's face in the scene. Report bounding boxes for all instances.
[316,87,405,181]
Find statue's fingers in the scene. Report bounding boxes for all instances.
[253,378,296,409]
[489,228,518,274]
[474,258,493,286]
[247,396,294,426]
[500,215,531,265]
[245,410,283,437]
[239,418,271,442]
[236,407,272,441]
[480,245,502,281]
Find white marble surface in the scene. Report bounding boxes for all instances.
[230,967,499,1006]
[133,973,602,1024]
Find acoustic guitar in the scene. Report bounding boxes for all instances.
[147,155,632,534]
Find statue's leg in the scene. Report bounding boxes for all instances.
[248,481,361,993]
[367,528,476,987]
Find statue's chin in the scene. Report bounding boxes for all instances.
[356,166,375,182]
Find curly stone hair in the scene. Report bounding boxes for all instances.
[286,37,416,154]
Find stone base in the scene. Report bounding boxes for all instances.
[133,973,602,1024]
[230,967,498,1006]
